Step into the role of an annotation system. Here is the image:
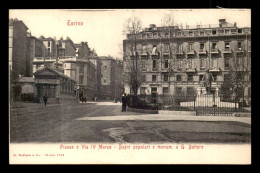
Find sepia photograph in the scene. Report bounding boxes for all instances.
[9,9,251,164]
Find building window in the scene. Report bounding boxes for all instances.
[211,58,218,68]
[199,75,204,82]
[238,41,242,50]
[79,76,84,84]
[151,87,157,92]
[104,65,107,70]
[206,30,211,35]
[48,41,50,47]
[142,34,146,38]
[177,60,183,70]
[152,75,157,82]
[142,75,146,82]
[212,30,217,35]
[142,45,147,54]
[187,74,193,82]
[177,32,182,36]
[164,74,168,82]
[187,59,192,69]
[189,31,193,36]
[153,33,158,38]
[200,58,206,69]
[165,33,169,37]
[142,61,146,69]
[213,74,217,81]
[212,42,217,50]
[147,33,152,38]
[225,42,230,50]
[238,29,242,33]
[231,29,237,34]
[40,85,56,98]
[175,87,182,95]
[200,43,205,51]
[200,31,204,35]
[163,87,169,95]
[104,78,107,84]
[188,43,193,51]
[140,87,146,95]
[164,44,169,52]
[47,48,50,53]
[165,60,169,68]
[225,30,230,34]
[224,57,230,68]
[187,87,195,96]
[176,75,182,82]
[178,44,183,52]
[153,60,157,69]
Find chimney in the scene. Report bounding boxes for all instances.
[234,22,237,27]
[219,19,226,27]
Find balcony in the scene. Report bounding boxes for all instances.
[198,49,206,54]
[209,68,221,73]
[223,48,231,54]
[187,49,194,55]
[210,49,218,53]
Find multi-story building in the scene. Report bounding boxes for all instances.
[9,18,29,82]
[32,36,97,101]
[75,42,92,59]
[88,55,102,98]
[27,34,46,77]
[99,56,124,100]
[123,19,251,103]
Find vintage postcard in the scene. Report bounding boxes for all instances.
[9,9,251,164]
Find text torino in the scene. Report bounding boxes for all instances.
[67,20,83,26]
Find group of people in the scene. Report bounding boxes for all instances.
[120,93,130,112]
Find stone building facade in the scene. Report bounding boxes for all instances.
[9,19,29,82]
[33,67,77,104]
[123,19,251,103]
[99,56,124,100]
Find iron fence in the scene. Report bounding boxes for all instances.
[129,94,251,116]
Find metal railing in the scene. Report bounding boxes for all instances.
[129,94,251,116]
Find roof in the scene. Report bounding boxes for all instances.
[9,19,29,30]
[60,39,77,50]
[14,77,35,83]
[33,67,76,82]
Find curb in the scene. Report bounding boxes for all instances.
[127,108,197,116]
[158,110,196,116]
[127,108,158,114]
[232,112,251,117]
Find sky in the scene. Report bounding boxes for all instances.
[9,9,251,59]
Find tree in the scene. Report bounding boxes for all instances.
[222,38,251,107]
[160,12,180,98]
[123,16,143,97]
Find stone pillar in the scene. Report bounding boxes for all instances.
[197,87,201,96]
[215,87,219,97]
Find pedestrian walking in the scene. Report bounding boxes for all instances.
[43,95,48,107]
[121,93,127,112]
